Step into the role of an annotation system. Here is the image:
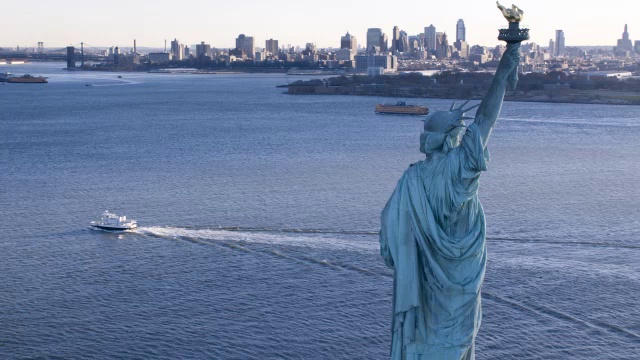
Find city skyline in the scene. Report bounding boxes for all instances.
[1,0,637,49]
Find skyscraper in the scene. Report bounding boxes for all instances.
[436,32,450,59]
[265,39,279,54]
[366,28,387,53]
[391,26,401,54]
[456,19,466,42]
[171,39,183,60]
[305,43,317,54]
[381,33,388,52]
[340,32,357,50]
[338,32,357,61]
[554,30,565,56]
[196,42,211,57]
[424,25,436,52]
[400,31,409,54]
[235,34,255,59]
[454,39,469,59]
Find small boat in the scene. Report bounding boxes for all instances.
[90,210,137,231]
[375,101,429,115]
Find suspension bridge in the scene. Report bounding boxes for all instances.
[0,42,113,67]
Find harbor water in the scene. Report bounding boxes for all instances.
[1,62,640,359]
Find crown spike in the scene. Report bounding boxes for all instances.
[457,100,471,110]
[462,103,480,113]
[449,101,456,111]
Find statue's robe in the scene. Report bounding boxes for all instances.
[380,123,489,360]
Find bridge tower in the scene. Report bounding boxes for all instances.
[66,46,76,69]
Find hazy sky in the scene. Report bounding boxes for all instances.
[2,0,637,50]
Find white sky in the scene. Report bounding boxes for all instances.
[2,0,637,50]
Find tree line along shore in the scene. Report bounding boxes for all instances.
[282,72,640,105]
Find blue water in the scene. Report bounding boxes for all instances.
[2,62,640,359]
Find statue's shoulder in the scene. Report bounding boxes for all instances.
[408,160,425,170]
[403,160,424,179]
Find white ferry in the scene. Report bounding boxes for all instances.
[90,210,137,231]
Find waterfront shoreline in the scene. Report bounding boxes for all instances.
[280,90,640,106]
[281,74,640,106]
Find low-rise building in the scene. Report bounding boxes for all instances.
[148,52,172,63]
[355,53,397,73]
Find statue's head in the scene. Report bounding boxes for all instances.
[420,100,479,155]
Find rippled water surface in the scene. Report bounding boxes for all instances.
[1,63,640,359]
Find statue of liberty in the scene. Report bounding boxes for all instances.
[379,4,527,359]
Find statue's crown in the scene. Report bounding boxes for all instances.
[424,100,479,133]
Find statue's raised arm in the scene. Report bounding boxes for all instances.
[474,2,528,145]
[473,42,521,145]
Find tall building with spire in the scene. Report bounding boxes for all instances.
[337,32,357,61]
[340,32,357,50]
[456,19,466,42]
[338,32,357,61]
[616,24,633,54]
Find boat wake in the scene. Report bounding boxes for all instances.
[133,225,640,250]
[133,225,640,343]
[135,226,389,277]
[135,226,378,252]
[501,117,640,128]
[483,291,640,341]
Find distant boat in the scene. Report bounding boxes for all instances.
[0,72,13,82]
[1,60,27,65]
[7,74,47,83]
[90,210,137,231]
[375,101,429,115]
